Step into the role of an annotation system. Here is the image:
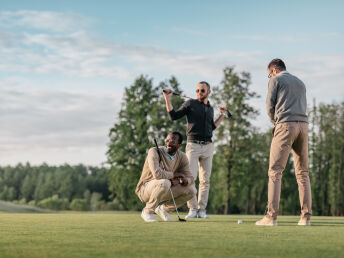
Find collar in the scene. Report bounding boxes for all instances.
[197,99,211,106]
[279,70,289,75]
[162,147,176,160]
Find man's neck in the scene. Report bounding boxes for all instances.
[198,98,209,104]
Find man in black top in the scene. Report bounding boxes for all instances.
[163,81,226,218]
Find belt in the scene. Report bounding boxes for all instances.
[187,140,212,145]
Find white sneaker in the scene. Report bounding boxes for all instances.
[298,217,311,226]
[255,216,277,226]
[155,205,175,221]
[198,210,209,219]
[141,210,157,222]
[185,209,198,219]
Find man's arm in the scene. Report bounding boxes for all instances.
[214,107,227,128]
[163,90,174,112]
[175,154,195,186]
[266,78,278,124]
[147,148,174,180]
[162,90,189,120]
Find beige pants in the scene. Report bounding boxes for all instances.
[186,142,214,211]
[267,121,312,219]
[139,179,196,213]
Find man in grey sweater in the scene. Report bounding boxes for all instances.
[256,59,312,226]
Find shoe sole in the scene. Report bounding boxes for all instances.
[141,213,157,222]
[255,222,277,226]
[155,208,175,222]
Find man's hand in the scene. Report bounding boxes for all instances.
[170,178,180,186]
[218,106,227,116]
[162,89,173,112]
[173,173,188,186]
[163,89,173,100]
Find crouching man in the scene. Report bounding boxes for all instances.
[135,132,196,222]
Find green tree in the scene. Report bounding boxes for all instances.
[211,66,260,214]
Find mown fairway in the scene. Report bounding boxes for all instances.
[0,212,343,257]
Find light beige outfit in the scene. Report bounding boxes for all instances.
[186,142,214,211]
[267,122,312,219]
[266,71,312,219]
[135,147,196,213]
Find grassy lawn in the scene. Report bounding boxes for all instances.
[0,212,343,257]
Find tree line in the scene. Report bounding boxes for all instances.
[0,164,114,211]
[1,66,343,215]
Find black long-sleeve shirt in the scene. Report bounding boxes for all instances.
[168,99,216,142]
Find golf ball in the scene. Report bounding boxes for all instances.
[237,220,242,224]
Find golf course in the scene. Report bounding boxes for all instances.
[1,211,343,258]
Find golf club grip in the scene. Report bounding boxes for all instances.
[153,138,164,167]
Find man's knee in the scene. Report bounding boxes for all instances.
[156,179,171,190]
[268,169,282,182]
[295,170,309,182]
[199,177,210,186]
[185,185,197,198]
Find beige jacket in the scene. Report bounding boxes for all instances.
[135,147,194,196]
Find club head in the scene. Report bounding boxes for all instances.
[178,218,187,222]
[226,109,233,117]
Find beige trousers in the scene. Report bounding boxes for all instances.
[267,121,312,219]
[186,142,214,211]
[139,179,196,213]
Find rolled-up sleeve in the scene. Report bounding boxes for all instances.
[266,78,278,124]
[147,148,174,179]
[168,100,190,120]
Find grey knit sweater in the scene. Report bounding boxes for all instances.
[266,71,308,124]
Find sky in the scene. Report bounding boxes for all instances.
[1,0,344,166]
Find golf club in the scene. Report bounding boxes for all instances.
[163,89,233,117]
[153,138,186,222]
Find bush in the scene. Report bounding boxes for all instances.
[70,199,88,211]
[37,195,69,210]
[28,200,36,206]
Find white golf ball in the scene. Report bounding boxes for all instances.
[237,220,242,224]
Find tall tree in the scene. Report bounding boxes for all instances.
[211,66,260,214]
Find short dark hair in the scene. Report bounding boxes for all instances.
[170,131,183,144]
[199,81,210,90]
[268,58,286,71]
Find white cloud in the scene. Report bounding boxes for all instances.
[0,82,122,166]
[0,10,91,32]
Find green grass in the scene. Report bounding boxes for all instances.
[0,212,343,258]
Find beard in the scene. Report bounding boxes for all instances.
[166,146,177,155]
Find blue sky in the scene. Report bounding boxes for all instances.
[1,1,343,165]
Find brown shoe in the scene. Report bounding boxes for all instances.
[255,216,277,226]
[298,217,311,226]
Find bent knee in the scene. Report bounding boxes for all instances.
[268,170,282,181]
[186,185,197,197]
[156,179,171,189]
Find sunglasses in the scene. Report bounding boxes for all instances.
[196,89,206,93]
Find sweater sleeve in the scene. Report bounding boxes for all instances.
[147,148,174,180]
[177,154,195,185]
[266,78,278,124]
[168,100,190,120]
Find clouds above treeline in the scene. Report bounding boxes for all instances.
[0,10,343,165]
[0,82,121,165]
